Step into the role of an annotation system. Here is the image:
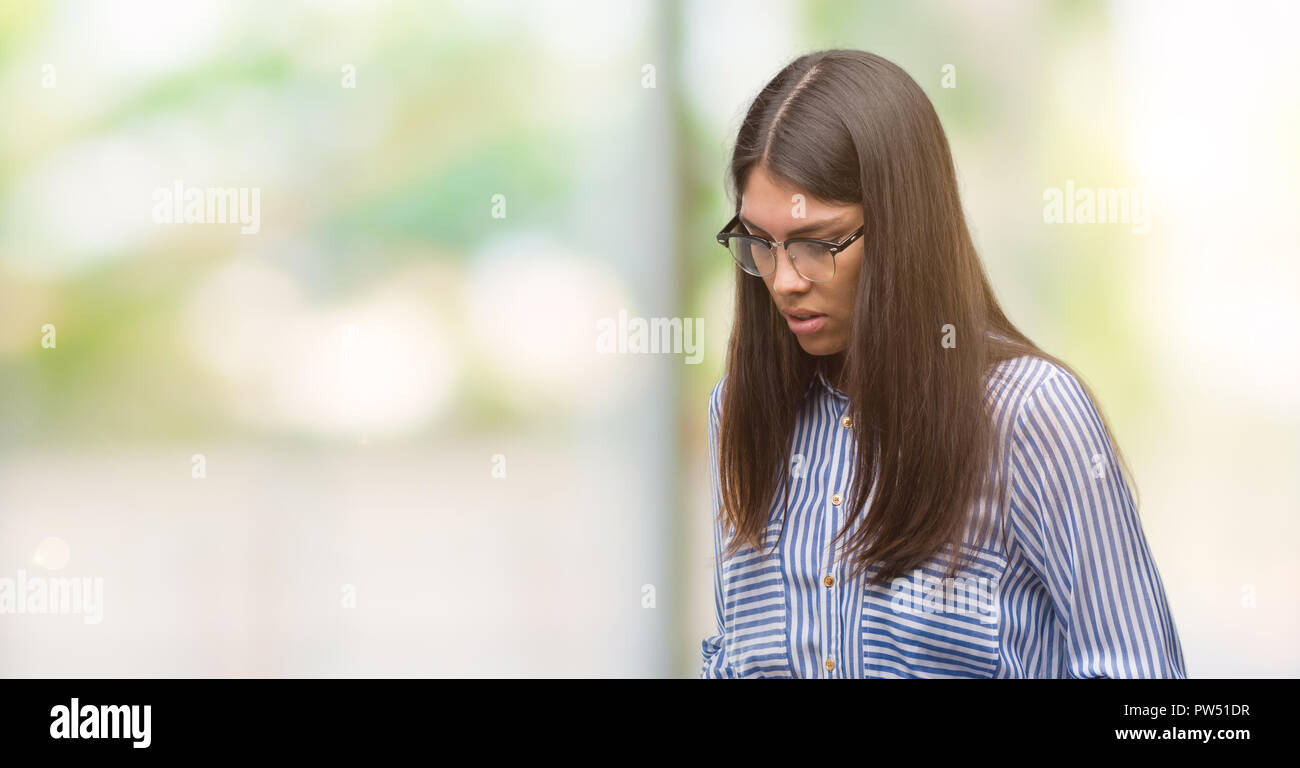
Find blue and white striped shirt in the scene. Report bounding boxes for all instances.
[701,354,1187,678]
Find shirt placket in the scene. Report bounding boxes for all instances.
[820,384,853,678]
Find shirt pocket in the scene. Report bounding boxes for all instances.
[860,544,1007,678]
[721,517,791,678]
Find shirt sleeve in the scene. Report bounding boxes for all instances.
[1006,368,1187,678]
[701,376,735,678]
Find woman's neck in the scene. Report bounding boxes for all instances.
[819,353,846,389]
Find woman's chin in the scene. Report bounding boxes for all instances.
[796,335,843,357]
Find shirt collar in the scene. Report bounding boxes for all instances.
[812,367,849,401]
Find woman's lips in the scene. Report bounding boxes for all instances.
[784,312,827,335]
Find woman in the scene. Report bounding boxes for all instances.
[702,49,1186,678]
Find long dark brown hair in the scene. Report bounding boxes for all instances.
[716,49,1137,586]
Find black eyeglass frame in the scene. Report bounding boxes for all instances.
[714,213,865,282]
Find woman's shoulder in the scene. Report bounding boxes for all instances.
[707,376,728,405]
[708,374,728,431]
[984,353,1116,470]
[983,354,1085,427]
[985,354,1069,395]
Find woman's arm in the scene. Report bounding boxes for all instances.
[701,519,733,678]
[701,376,734,678]
[1006,368,1187,678]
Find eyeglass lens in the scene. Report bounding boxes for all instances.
[727,238,835,281]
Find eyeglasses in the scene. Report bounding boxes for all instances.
[715,214,864,282]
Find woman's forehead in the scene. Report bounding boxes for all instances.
[740,165,857,222]
[740,193,857,237]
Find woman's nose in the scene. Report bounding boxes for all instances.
[770,245,810,294]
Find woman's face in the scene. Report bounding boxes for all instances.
[739,164,864,357]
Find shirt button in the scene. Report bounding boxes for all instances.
[824,575,834,587]
[825,657,835,671]
[841,416,852,428]
[831,493,842,506]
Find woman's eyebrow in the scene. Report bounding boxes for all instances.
[739,213,850,238]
